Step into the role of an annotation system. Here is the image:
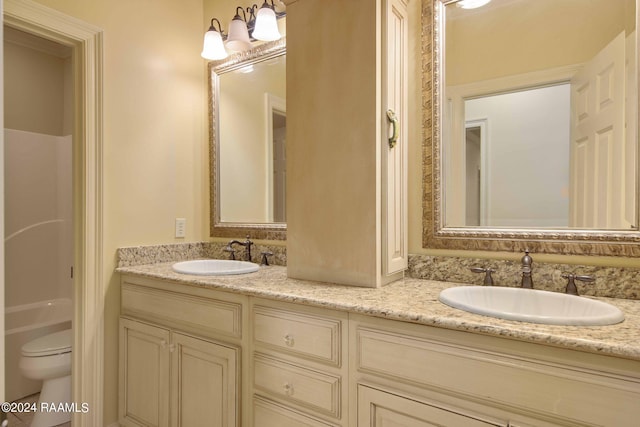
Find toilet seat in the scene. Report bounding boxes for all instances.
[21,329,72,357]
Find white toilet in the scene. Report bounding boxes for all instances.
[19,329,72,427]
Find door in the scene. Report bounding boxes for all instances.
[119,318,171,427]
[570,31,628,228]
[382,0,408,277]
[171,333,238,427]
[272,117,286,223]
[357,385,505,427]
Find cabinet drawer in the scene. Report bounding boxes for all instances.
[122,282,242,339]
[253,396,339,427]
[253,305,341,366]
[253,354,341,418]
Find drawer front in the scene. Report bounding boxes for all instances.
[253,305,341,366]
[253,354,341,418]
[122,283,242,339]
[356,326,640,426]
[253,397,339,427]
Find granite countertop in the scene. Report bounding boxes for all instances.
[117,262,640,362]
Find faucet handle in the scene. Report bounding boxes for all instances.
[261,251,274,266]
[223,244,236,260]
[561,273,595,296]
[470,266,495,286]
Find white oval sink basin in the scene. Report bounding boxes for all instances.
[439,286,624,326]
[172,259,259,276]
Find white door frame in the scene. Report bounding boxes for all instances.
[265,92,286,222]
[3,1,104,425]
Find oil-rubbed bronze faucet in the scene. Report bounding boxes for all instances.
[521,250,533,289]
[470,267,495,286]
[227,235,254,261]
[562,273,595,296]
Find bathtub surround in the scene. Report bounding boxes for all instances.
[4,130,73,308]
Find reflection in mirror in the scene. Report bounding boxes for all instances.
[443,0,637,230]
[209,38,286,239]
[423,0,640,255]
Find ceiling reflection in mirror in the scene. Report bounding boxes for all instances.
[209,38,286,240]
[443,0,637,230]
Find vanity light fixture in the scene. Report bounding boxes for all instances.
[251,0,282,41]
[457,0,492,9]
[201,18,228,60]
[202,0,285,59]
[226,7,253,52]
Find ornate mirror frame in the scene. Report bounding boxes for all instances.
[208,38,286,240]
[422,0,640,256]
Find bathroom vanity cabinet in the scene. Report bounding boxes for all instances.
[117,272,640,427]
[118,276,249,427]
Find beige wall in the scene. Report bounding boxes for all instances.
[25,0,208,424]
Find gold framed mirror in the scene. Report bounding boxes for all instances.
[208,38,286,240]
[422,0,640,255]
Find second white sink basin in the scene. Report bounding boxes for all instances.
[172,259,259,276]
[439,286,624,326]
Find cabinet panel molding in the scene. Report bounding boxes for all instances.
[122,281,242,339]
[354,324,640,426]
[357,384,506,427]
[253,396,339,427]
[253,353,342,418]
[171,333,239,427]
[119,318,171,427]
[253,304,342,366]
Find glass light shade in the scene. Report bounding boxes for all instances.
[252,5,281,41]
[226,17,252,52]
[201,29,228,60]
[457,0,491,9]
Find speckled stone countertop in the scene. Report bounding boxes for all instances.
[117,262,640,362]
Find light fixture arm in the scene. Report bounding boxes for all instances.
[207,18,226,40]
[233,6,248,22]
[246,4,259,30]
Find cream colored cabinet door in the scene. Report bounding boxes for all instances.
[119,318,239,427]
[119,318,171,427]
[357,385,506,427]
[381,0,408,277]
[170,332,238,427]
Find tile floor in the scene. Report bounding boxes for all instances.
[6,393,71,427]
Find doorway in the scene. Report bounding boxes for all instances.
[4,0,104,425]
[4,26,74,405]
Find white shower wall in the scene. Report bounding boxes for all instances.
[4,129,73,307]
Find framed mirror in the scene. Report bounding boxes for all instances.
[209,38,286,240]
[423,0,640,255]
